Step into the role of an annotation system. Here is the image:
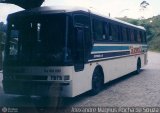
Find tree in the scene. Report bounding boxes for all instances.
[140,1,149,8]
[139,1,150,22]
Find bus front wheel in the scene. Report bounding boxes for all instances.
[91,68,104,95]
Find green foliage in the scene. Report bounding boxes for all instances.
[149,36,160,51]
[117,17,140,25]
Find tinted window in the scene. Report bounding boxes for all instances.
[130,29,135,42]
[74,15,90,26]
[108,23,119,41]
[122,27,127,42]
[143,32,147,43]
[109,23,112,40]
[134,30,138,42]
[74,15,90,39]
[7,14,67,66]
[104,23,109,40]
[111,24,119,41]
[137,31,141,43]
[93,19,103,41]
[74,14,91,61]
[140,31,143,43]
[126,28,130,42]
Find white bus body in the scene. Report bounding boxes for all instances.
[3,6,148,97]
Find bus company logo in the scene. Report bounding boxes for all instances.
[94,54,103,58]
[130,46,142,55]
[1,107,7,113]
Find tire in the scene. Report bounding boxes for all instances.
[135,59,141,74]
[91,68,104,95]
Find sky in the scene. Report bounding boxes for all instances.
[0,0,160,23]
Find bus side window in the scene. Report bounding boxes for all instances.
[134,30,138,43]
[108,23,112,40]
[137,31,141,43]
[143,32,147,43]
[122,27,127,42]
[118,25,121,41]
[104,22,109,40]
[139,31,144,43]
[130,29,135,42]
[119,26,122,42]
[74,27,85,71]
[74,14,90,26]
[127,28,130,42]
[74,14,91,61]
[93,19,103,41]
[111,24,119,41]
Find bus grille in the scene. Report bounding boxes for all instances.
[13,75,48,81]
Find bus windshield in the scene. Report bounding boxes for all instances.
[6,14,68,66]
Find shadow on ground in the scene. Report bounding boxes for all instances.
[61,70,144,107]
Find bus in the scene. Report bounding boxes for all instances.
[3,6,148,97]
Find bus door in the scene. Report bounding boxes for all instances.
[74,26,85,72]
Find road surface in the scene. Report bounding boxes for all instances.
[0,51,160,112]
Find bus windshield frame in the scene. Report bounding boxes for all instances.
[5,13,72,66]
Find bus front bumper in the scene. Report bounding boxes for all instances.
[2,79,71,97]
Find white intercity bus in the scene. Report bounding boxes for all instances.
[3,6,148,97]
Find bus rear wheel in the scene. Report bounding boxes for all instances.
[91,68,104,95]
[135,59,141,74]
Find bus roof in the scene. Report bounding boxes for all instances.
[9,6,145,30]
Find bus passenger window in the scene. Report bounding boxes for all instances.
[122,27,127,42]
[74,15,90,26]
[104,23,109,40]
[143,32,147,43]
[130,30,135,42]
[109,23,112,40]
[126,28,130,42]
[134,30,138,42]
[93,19,103,41]
[140,31,143,43]
[111,24,119,41]
[137,31,141,43]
